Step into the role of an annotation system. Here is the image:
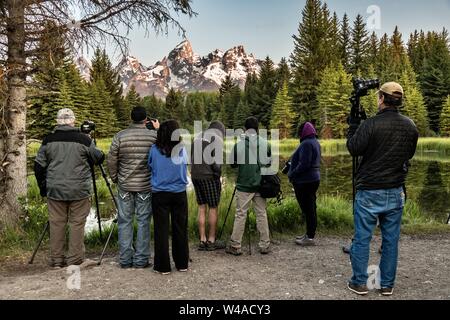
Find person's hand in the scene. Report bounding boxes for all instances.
[151,119,160,130]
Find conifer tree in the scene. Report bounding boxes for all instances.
[440,95,450,137]
[290,0,332,123]
[233,100,251,129]
[164,88,185,122]
[316,63,353,138]
[276,58,291,91]
[270,82,296,139]
[350,14,370,75]
[340,13,351,71]
[255,56,278,128]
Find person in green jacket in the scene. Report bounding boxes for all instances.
[226,117,272,256]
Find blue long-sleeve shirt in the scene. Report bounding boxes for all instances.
[288,137,321,185]
[148,145,188,193]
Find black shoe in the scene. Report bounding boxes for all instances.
[259,247,271,255]
[347,282,369,296]
[198,241,207,251]
[342,245,351,254]
[120,264,133,269]
[380,287,394,296]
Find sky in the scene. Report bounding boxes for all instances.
[106,0,450,66]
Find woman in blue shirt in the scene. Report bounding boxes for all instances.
[148,120,189,274]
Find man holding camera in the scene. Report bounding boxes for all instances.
[346,82,419,296]
[107,106,160,269]
[34,108,105,268]
[226,117,272,256]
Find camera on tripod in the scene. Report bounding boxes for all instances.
[352,78,380,98]
[81,120,96,134]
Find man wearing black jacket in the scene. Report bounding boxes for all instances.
[346,82,419,296]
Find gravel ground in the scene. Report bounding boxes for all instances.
[0,235,449,300]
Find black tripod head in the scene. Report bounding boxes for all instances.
[350,78,380,122]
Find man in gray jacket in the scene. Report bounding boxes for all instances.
[34,108,104,267]
[107,106,159,268]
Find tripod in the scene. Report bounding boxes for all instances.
[217,187,252,254]
[343,92,366,255]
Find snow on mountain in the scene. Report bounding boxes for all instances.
[75,40,263,98]
[74,56,92,82]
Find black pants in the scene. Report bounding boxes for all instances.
[152,191,189,273]
[294,181,320,239]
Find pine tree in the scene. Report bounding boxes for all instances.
[142,94,165,120]
[377,33,390,82]
[350,14,370,75]
[276,58,291,91]
[90,48,122,125]
[255,56,278,128]
[88,79,116,137]
[340,13,351,71]
[233,100,251,129]
[419,32,450,133]
[400,65,429,136]
[316,63,353,139]
[440,95,450,136]
[368,32,379,64]
[218,80,241,128]
[164,88,185,122]
[290,0,333,123]
[270,82,296,139]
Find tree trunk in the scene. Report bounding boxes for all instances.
[0,0,27,230]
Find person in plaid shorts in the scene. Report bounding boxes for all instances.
[191,121,226,251]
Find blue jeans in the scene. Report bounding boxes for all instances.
[117,188,152,267]
[350,187,405,288]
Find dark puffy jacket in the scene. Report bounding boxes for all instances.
[34,125,104,201]
[347,107,419,190]
[107,123,157,192]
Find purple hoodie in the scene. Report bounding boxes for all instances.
[301,122,317,140]
[288,122,321,184]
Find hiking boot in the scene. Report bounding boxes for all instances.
[347,282,369,296]
[198,241,207,251]
[206,240,226,251]
[380,287,394,296]
[225,246,242,256]
[259,246,271,255]
[296,234,307,241]
[296,237,316,246]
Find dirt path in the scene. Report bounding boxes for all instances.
[1,235,449,300]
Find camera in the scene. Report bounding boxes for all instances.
[146,117,158,130]
[81,120,96,134]
[352,78,380,97]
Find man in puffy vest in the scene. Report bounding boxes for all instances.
[107,106,159,269]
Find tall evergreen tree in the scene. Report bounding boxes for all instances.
[339,13,351,71]
[218,78,241,128]
[419,32,450,133]
[440,95,450,137]
[88,79,116,137]
[255,56,278,128]
[290,0,333,123]
[270,82,296,139]
[316,63,353,139]
[276,58,291,91]
[233,100,251,129]
[350,14,370,75]
[164,88,185,122]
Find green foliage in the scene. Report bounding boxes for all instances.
[350,14,370,75]
[440,96,450,137]
[164,88,185,121]
[317,63,353,139]
[270,82,296,139]
[87,79,117,137]
[218,76,241,128]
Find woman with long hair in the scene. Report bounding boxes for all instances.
[148,120,189,274]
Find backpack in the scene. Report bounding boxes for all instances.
[259,174,282,200]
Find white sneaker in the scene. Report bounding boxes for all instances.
[296,237,316,246]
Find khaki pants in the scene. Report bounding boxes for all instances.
[230,191,270,250]
[47,198,91,266]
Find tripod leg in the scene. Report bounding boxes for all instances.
[98,219,117,266]
[91,168,103,240]
[217,187,237,241]
[29,221,50,264]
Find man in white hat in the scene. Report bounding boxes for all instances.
[346,82,419,296]
[34,108,104,268]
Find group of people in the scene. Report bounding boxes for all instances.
[34,81,418,296]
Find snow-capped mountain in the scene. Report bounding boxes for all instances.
[87,40,262,98]
[74,56,92,82]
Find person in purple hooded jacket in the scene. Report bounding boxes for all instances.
[288,122,321,246]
